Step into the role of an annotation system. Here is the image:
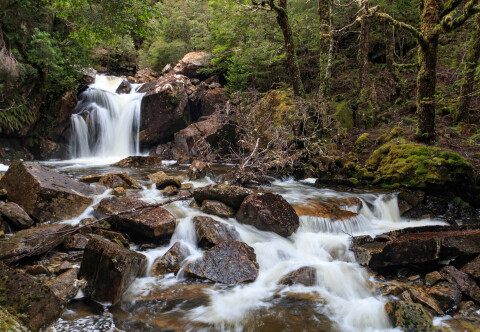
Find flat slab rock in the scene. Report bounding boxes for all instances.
[111,156,163,167]
[193,184,253,210]
[184,240,258,284]
[80,172,140,189]
[353,224,480,269]
[79,236,147,305]
[0,162,95,222]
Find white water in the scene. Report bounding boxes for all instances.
[0,163,8,172]
[69,75,143,160]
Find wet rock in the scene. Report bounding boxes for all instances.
[440,266,480,303]
[193,216,239,248]
[408,285,444,315]
[45,268,85,302]
[184,240,258,284]
[385,300,434,332]
[93,196,146,219]
[111,156,163,168]
[220,165,270,187]
[148,171,182,189]
[236,193,299,237]
[0,223,72,264]
[26,264,51,275]
[94,229,130,248]
[427,281,462,311]
[187,160,209,180]
[150,242,189,277]
[111,187,127,197]
[137,74,191,148]
[162,185,179,197]
[180,183,193,190]
[425,271,444,286]
[397,190,424,216]
[292,201,358,221]
[79,236,147,304]
[173,52,211,78]
[177,190,193,199]
[0,306,30,332]
[0,263,65,331]
[115,80,133,94]
[193,184,253,210]
[200,200,235,218]
[80,172,140,189]
[0,201,34,230]
[0,162,94,222]
[352,224,480,269]
[461,255,480,280]
[280,266,317,286]
[64,233,90,251]
[37,136,62,160]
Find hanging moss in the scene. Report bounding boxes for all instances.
[332,100,353,129]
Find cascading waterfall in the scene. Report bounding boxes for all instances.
[69,75,143,159]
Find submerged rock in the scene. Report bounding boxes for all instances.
[150,242,189,277]
[0,162,94,222]
[80,172,140,189]
[280,266,317,286]
[0,201,34,230]
[0,223,72,264]
[193,184,253,210]
[200,200,235,218]
[184,240,258,284]
[79,236,147,305]
[0,263,65,331]
[111,156,163,168]
[236,193,299,237]
[193,216,239,248]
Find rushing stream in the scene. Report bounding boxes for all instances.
[40,76,448,331]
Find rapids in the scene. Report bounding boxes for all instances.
[45,161,447,332]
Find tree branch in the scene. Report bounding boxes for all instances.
[374,11,427,48]
[439,1,480,33]
[441,0,466,18]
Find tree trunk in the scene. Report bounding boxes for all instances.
[384,23,405,101]
[415,0,441,144]
[455,15,480,123]
[275,0,305,96]
[356,15,373,128]
[318,0,333,96]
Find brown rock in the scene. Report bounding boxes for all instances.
[280,266,317,286]
[184,240,258,284]
[201,88,228,116]
[428,281,462,311]
[461,255,480,280]
[37,137,62,160]
[0,307,30,331]
[64,233,90,251]
[78,236,147,304]
[93,196,146,219]
[193,216,239,248]
[180,183,193,190]
[26,264,50,275]
[236,193,299,237]
[385,300,434,332]
[45,268,85,302]
[188,160,209,180]
[0,223,72,264]
[200,200,235,218]
[162,185,179,196]
[148,171,182,189]
[440,266,480,303]
[150,242,189,277]
[134,67,158,83]
[0,201,34,230]
[173,52,211,78]
[0,262,65,330]
[115,80,133,94]
[292,201,358,221]
[408,285,444,315]
[80,172,140,189]
[94,229,130,248]
[193,184,253,210]
[0,162,94,222]
[111,156,162,168]
[425,271,444,286]
[111,187,127,197]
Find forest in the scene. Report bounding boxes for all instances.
[0,0,480,331]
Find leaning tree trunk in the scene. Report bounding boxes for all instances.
[275,0,305,96]
[454,15,480,123]
[356,15,373,128]
[318,0,333,96]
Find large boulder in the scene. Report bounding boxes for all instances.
[0,263,65,331]
[193,216,240,248]
[137,74,192,147]
[173,52,211,78]
[193,184,253,210]
[0,201,34,230]
[0,162,95,222]
[201,88,229,116]
[173,118,235,160]
[150,242,189,277]
[147,171,182,189]
[187,160,210,180]
[461,255,480,280]
[353,224,480,270]
[200,200,236,218]
[111,156,162,168]
[93,196,146,219]
[80,172,140,189]
[79,236,147,304]
[0,223,72,264]
[236,193,300,237]
[184,240,258,284]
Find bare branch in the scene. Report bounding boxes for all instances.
[374,11,426,48]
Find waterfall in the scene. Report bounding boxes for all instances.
[69,75,143,159]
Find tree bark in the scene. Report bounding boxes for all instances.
[455,15,480,123]
[356,14,373,128]
[384,23,405,101]
[318,0,333,96]
[273,0,305,96]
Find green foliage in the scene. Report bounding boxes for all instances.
[139,37,190,73]
[332,100,354,129]
[225,56,250,92]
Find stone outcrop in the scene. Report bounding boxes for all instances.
[193,184,253,210]
[0,223,72,264]
[150,242,189,277]
[0,162,94,222]
[461,255,480,280]
[173,52,211,78]
[79,236,147,304]
[111,156,162,167]
[193,216,240,248]
[0,306,30,332]
[184,240,258,284]
[353,224,480,269]
[200,88,228,116]
[0,201,34,229]
[80,172,140,189]
[0,263,65,331]
[236,193,300,237]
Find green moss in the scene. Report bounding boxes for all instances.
[354,133,372,153]
[376,126,405,145]
[365,141,473,189]
[0,307,30,332]
[452,197,470,208]
[332,100,353,129]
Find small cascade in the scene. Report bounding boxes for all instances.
[69,75,143,159]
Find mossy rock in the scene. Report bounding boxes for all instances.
[0,307,30,332]
[385,300,434,332]
[333,100,353,129]
[365,141,474,189]
[376,126,405,145]
[354,133,372,153]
